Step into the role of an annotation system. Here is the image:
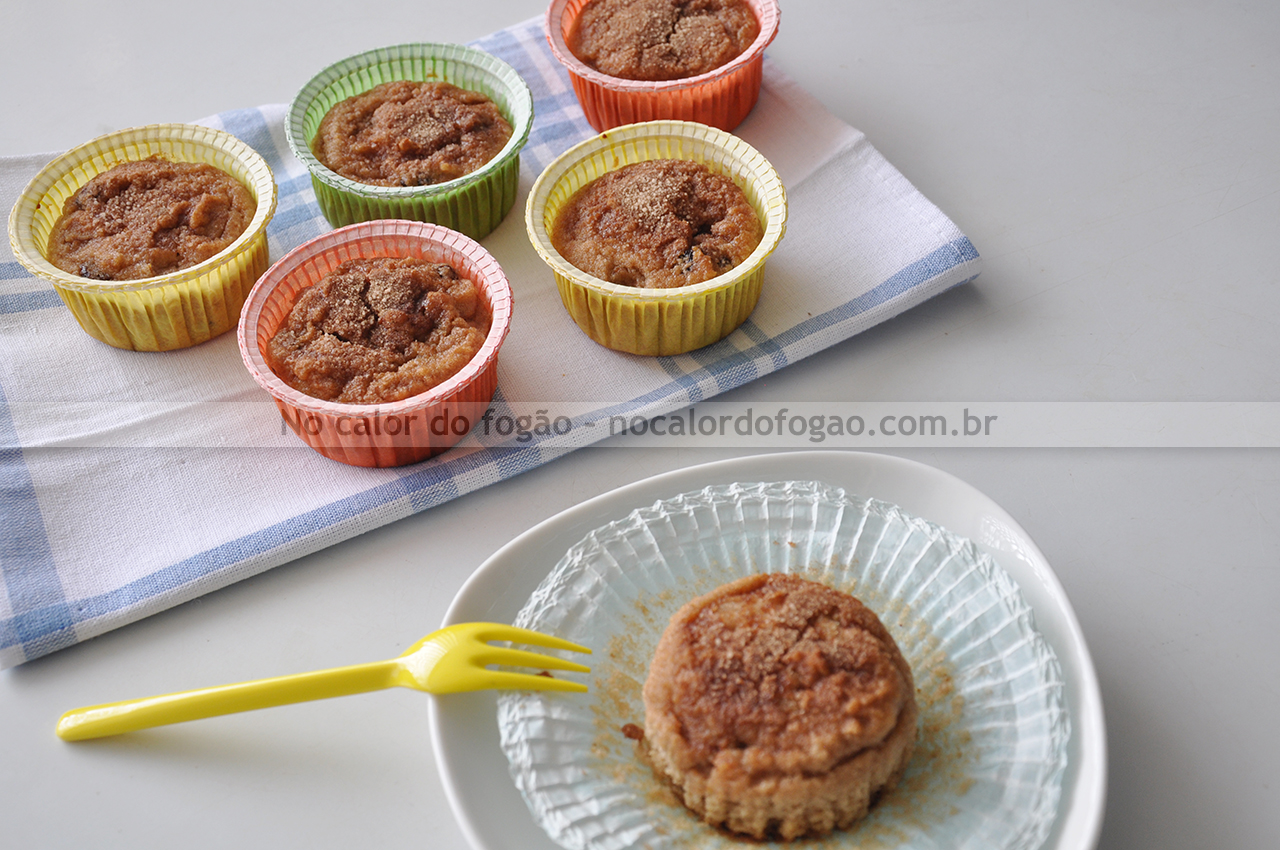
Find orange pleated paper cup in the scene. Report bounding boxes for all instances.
[526,120,786,357]
[8,123,276,351]
[238,220,513,468]
[546,0,779,132]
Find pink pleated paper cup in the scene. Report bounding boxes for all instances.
[238,220,512,468]
[546,0,779,132]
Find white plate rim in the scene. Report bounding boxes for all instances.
[428,450,1106,850]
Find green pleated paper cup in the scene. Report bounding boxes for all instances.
[526,120,787,356]
[7,123,277,351]
[287,43,533,240]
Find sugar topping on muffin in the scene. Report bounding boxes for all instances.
[312,81,512,187]
[568,0,760,81]
[641,573,918,840]
[265,256,490,404]
[552,159,762,289]
[47,157,255,282]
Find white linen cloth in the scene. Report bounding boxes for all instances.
[0,17,980,667]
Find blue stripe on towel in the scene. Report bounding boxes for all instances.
[3,462,415,656]
[217,109,285,171]
[0,383,77,662]
[0,287,62,315]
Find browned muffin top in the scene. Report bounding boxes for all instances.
[645,573,914,776]
[569,0,760,81]
[312,81,512,187]
[266,257,490,404]
[47,157,255,282]
[552,159,762,289]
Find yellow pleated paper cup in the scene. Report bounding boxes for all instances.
[526,120,786,356]
[7,124,277,351]
[238,220,513,469]
[287,43,534,240]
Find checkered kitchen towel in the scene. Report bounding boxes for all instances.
[0,17,980,667]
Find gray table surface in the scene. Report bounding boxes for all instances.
[3,1,1277,848]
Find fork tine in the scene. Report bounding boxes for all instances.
[478,669,589,693]
[481,646,592,674]
[471,623,591,656]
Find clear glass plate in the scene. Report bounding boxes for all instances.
[496,480,1069,850]
[430,452,1105,850]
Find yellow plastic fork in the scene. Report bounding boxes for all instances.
[55,623,590,741]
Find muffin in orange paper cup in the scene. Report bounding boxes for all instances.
[526,120,786,357]
[546,0,779,132]
[286,43,533,240]
[7,123,276,351]
[237,220,513,468]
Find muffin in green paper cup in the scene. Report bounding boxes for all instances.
[287,43,533,240]
[526,120,786,356]
[7,123,276,352]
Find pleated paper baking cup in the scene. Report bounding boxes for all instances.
[498,481,1070,850]
[286,43,533,240]
[7,124,276,351]
[526,120,786,356]
[237,220,512,468]
[546,0,780,132]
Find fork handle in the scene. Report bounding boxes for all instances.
[56,658,402,741]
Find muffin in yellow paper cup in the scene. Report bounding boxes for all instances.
[526,120,786,356]
[238,219,513,468]
[7,123,276,352]
[287,43,533,240]
[546,0,780,132]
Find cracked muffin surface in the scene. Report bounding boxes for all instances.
[47,157,255,282]
[641,573,918,840]
[265,257,490,404]
[568,0,759,81]
[312,80,512,187]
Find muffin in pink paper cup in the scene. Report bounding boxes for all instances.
[238,220,512,468]
[546,0,779,132]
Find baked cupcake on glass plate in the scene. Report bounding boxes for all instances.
[497,481,1071,850]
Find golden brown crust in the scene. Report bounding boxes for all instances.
[568,0,760,81]
[47,157,255,282]
[551,159,762,289]
[265,257,490,404]
[312,81,512,187]
[642,573,917,840]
